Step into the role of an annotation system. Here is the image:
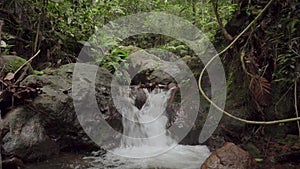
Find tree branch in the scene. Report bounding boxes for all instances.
[213,1,233,41]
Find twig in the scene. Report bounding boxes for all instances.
[198,0,300,125]
[0,20,4,56]
[14,49,40,76]
[295,80,300,136]
[34,0,47,54]
[34,14,41,53]
[274,84,293,114]
[15,65,30,84]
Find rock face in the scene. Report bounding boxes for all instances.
[201,142,256,169]
[2,108,58,162]
[126,50,178,85]
[1,63,118,162]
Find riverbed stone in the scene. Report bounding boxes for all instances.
[201,142,256,169]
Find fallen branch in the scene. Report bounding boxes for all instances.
[14,49,40,76]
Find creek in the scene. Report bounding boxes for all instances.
[25,87,210,169]
[85,87,210,169]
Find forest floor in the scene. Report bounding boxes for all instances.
[246,134,300,169]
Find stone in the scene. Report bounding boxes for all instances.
[1,63,122,162]
[2,108,58,162]
[201,142,256,169]
[0,55,34,75]
[19,63,119,150]
[124,50,191,85]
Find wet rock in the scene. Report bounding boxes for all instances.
[2,108,58,162]
[0,63,124,163]
[125,50,190,85]
[131,88,147,109]
[19,63,119,150]
[127,50,171,85]
[25,152,93,169]
[201,142,256,169]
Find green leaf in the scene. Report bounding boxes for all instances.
[34,70,44,75]
[255,158,264,162]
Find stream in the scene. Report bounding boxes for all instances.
[27,88,210,169]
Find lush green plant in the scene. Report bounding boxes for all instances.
[269,3,300,84]
[2,0,237,71]
[100,48,129,72]
[45,0,237,44]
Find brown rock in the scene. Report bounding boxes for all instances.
[201,142,256,169]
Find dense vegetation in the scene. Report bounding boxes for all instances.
[0,0,299,168]
[0,0,236,68]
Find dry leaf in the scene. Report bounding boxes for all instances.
[250,76,272,106]
[4,72,15,81]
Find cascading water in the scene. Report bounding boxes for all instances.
[121,88,175,150]
[85,87,210,169]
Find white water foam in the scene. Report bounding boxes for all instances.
[86,88,210,169]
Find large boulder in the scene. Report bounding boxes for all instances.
[19,63,119,150]
[2,107,58,162]
[1,63,120,164]
[119,49,191,85]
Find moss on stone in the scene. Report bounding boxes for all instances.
[119,45,141,55]
[3,55,27,73]
[0,55,34,75]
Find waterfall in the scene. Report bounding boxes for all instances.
[121,88,175,149]
[86,87,210,169]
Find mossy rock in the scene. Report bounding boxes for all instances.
[0,55,33,74]
[0,55,25,73]
[119,45,141,55]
